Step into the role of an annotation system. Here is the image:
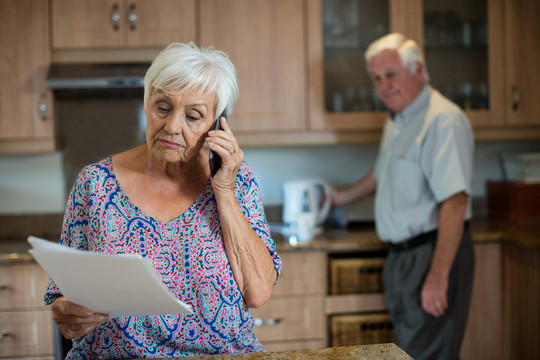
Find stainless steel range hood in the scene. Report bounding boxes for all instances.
[46,63,150,89]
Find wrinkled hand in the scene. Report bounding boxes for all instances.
[52,296,109,339]
[206,117,243,193]
[421,270,449,318]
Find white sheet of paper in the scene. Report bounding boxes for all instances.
[28,236,193,318]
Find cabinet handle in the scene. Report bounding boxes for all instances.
[512,85,520,111]
[128,4,137,30]
[253,317,283,327]
[0,331,9,340]
[38,94,48,121]
[0,285,6,291]
[111,3,120,30]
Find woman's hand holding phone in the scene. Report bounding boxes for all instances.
[206,115,243,193]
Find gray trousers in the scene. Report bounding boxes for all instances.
[383,229,475,360]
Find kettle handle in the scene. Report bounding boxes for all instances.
[315,182,332,225]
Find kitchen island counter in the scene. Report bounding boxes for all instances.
[183,344,411,360]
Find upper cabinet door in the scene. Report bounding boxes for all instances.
[51,0,196,49]
[0,0,54,144]
[308,0,392,131]
[504,0,540,126]
[309,0,505,131]
[200,0,307,132]
[125,0,196,48]
[52,0,124,48]
[419,0,505,127]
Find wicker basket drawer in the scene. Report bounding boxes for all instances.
[330,312,395,347]
[330,257,385,295]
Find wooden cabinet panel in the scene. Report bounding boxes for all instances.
[0,0,54,146]
[503,0,540,126]
[126,0,196,47]
[272,251,326,296]
[200,0,307,133]
[460,242,502,360]
[0,262,54,358]
[250,296,325,342]
[0,263,50,310]
[502,243,540,360]
[51,0,196,49]
[0,310,54,357]
[252,250,327,349]
[51,0,123,48]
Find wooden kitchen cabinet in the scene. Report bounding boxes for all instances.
[51,0,196,49]
[0,262,54,358]
[307,0,505,132]
[503,0,540,127]
[199,0,307,133]
[0,0,55,154]
[250,251,328,351]
[460,242,503,360]
[307,0,540,141]
[502,242,540,360]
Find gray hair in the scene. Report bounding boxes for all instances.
[364,33,430,82]
[144,42,239,117]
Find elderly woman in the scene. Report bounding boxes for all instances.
[45,42,281,358]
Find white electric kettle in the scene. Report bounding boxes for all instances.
[282,179,332,227]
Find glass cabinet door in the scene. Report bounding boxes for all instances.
[424,0,488,111]
[311,0,504,131]
[323,0,390,113]
[422,0,505,127]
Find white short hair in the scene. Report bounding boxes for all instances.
[144,42,239,117]
[364,33,430,82]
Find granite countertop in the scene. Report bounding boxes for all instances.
[183,344,411,360]
[273,219,540,252]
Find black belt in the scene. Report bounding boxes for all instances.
[386,221,470,252]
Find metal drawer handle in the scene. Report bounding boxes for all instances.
[128,4,137,30]
[253,317,283,327]
[0,331,10,340]
[38,93,48,121]
[111,3,120,30]
[512,85,520,111]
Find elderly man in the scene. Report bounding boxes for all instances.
[332,33,475,360]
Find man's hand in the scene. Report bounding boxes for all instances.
[421,192,469,318]
[52,296,109,339]
[421,270,449,317]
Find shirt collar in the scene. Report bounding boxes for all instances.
[392,85,431,125]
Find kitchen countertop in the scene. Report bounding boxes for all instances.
[183,343,411,360]
[1,217,539,264]
[273,219,540,252]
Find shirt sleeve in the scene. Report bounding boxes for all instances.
[234,162,282,285]
[44,166,92,305]
[421,110,474,203]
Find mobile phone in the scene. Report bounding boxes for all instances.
[209,112,225,177]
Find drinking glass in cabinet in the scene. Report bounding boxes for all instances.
[323,0,389,113]
[424,0,489,111]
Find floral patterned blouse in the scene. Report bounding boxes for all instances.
[44,156,281,359]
